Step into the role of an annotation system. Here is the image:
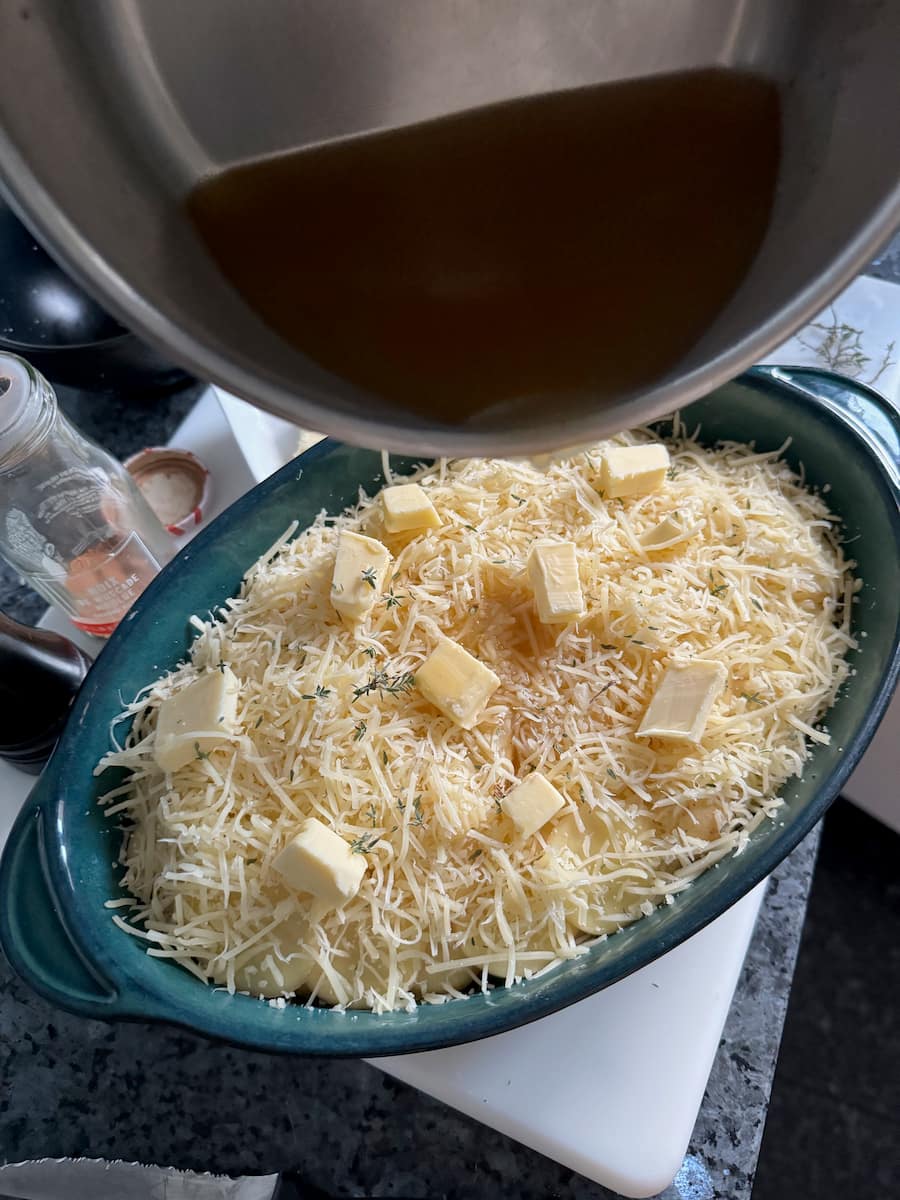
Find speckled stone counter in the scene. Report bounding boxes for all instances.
[0,374,823,1199]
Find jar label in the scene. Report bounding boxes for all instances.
[36,466,107,524]
[28,530,164,636]
[5,507,60,566]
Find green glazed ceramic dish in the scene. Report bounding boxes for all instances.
[1,367,898,1056]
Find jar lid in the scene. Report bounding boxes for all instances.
[0,352,36,460]
[124,447,210,535]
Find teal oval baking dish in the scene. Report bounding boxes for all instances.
[1,366,898,1056]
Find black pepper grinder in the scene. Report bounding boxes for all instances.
[0,610,93,773]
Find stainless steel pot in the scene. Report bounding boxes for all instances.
[1,1,898,455]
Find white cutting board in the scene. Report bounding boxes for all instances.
[369,886,765,1199]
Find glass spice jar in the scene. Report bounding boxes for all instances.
[0,352,173,637]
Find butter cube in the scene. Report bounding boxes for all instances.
[636,660,727,742]
[154,666,239,772]
[381,483,441,533]
[273,817,367,908]
[527,540,585,624]
[330,530,391,621]
[416,637,500,729]
[640,516,683,549]
[601,444,670,498]
[503,773,566,839]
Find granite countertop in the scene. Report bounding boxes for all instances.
[5,231,900,1196]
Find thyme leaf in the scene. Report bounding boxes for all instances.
[709,571,729,599]
[350,832,381,855]
[353,669,416,700]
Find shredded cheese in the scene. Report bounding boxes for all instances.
[98,424,857,1012]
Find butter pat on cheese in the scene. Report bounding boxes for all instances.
[381,483,441,533]
[416,636,500,729]
[527,540,585,624]
[273,818,366,907]
[330,530,391,621]
[504,773,566,839]
[154,666,239,772]
[637,660,727,742]
[602,443,670,498]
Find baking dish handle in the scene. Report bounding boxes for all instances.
[0,779,121,1017]
[752,365,900,488]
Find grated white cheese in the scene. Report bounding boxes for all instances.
[98,426,857,1012]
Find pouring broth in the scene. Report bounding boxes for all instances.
[188,69,780,423]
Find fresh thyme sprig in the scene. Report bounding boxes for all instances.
[353,669,416,700]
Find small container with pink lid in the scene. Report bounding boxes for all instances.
[124,447,211,536]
